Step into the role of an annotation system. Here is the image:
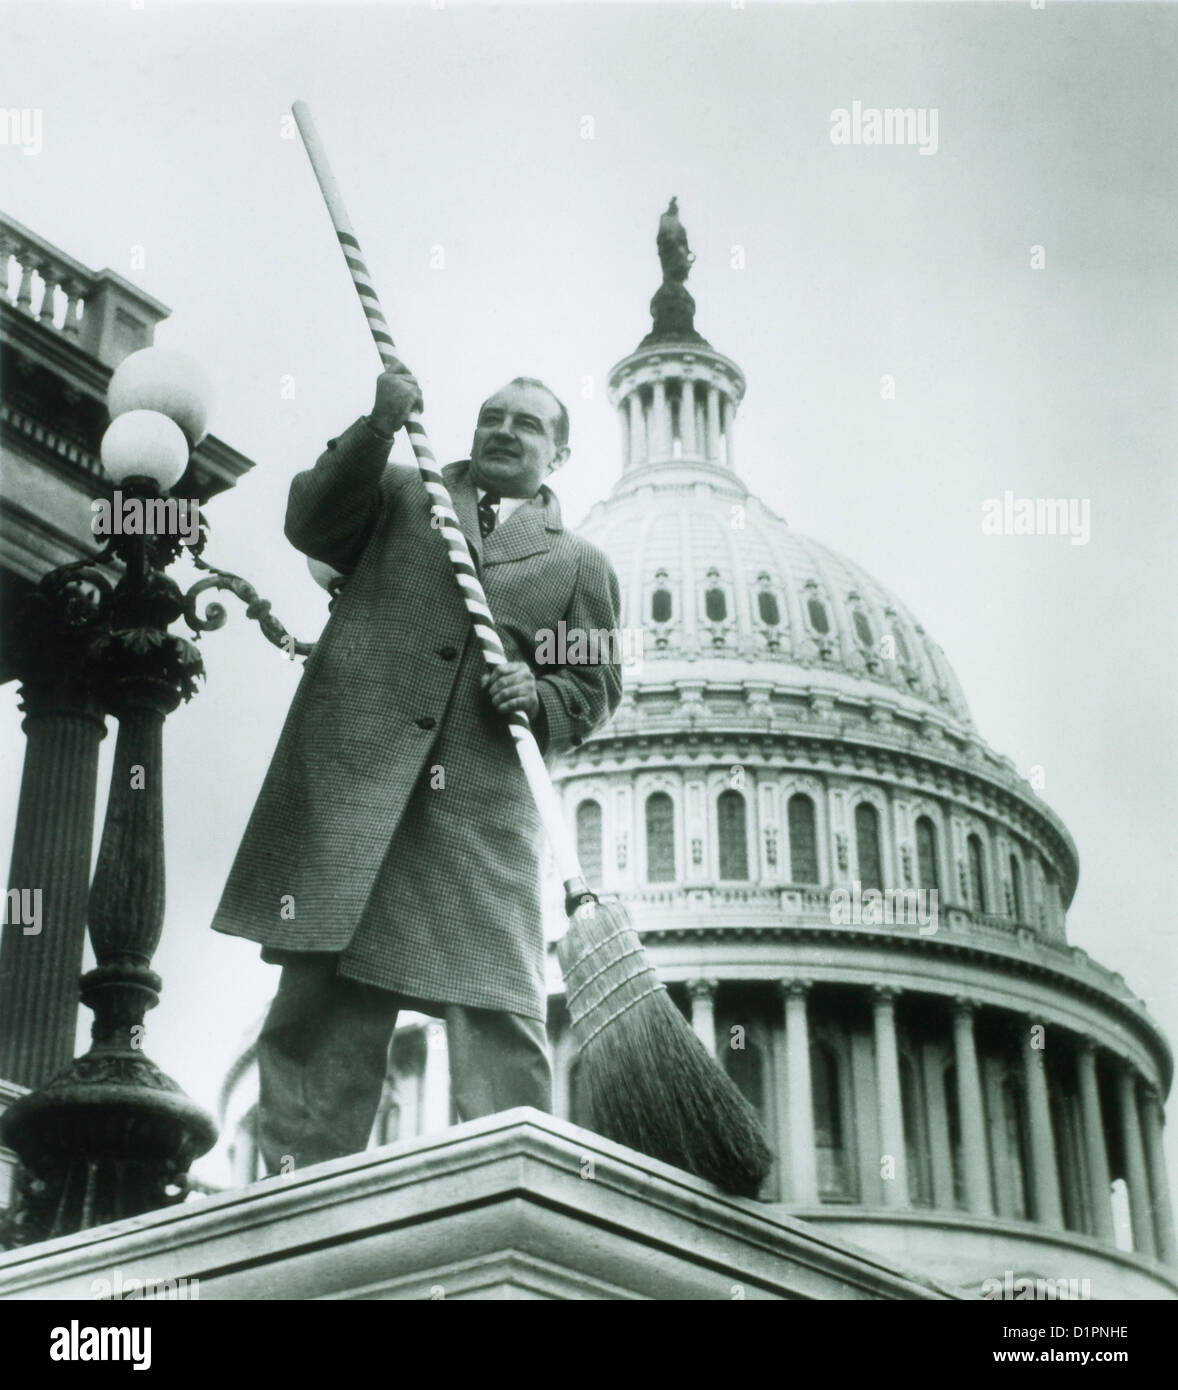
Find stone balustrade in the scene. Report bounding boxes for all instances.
[0,212,169,367]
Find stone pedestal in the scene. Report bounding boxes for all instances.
[0,1111,961,1300]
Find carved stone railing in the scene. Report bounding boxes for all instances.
[0,211,169,367]
[1,214,92,336]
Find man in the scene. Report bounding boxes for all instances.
[211,363,623,1173]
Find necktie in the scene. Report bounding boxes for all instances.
[478,491,500,538]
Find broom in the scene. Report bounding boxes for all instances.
[292,102,772,1198]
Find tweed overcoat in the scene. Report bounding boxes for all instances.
[210,416,623,1020]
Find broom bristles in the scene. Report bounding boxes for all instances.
[558,900,773,1198]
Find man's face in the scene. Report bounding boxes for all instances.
[470,382,569,497]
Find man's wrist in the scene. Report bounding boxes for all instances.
[364,413,398,443]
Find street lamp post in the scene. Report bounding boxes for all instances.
[0,348,314,1245]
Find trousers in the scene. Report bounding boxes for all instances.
[255,952,551,1174]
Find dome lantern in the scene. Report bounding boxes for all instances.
[608,200,746,495]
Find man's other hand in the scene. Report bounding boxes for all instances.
[481,662,540,720]
[370,359,424,437]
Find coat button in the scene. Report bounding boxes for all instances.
[569,699,582,715]
[436,645,457,660]
[416,716,436,730]
[326,437,338,451]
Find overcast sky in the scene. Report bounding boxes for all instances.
[2,1,1176,1212]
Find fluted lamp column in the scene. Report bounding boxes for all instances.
[0,651,106,1087]
[1,349,219,1244]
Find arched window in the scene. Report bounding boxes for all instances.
[717,790,748,880]
[967,833,988,913]
[807,598,830,634]
[645,792,675,882]
[853,608,874,648]
[757,590,781,626]
[854,802,883,892]
[788,793,819,884]
[705,587,727,621]
[812,1040,853,1199]
[576,800,603,892]
[1009,853,1023,922]
[651,588,672,623]
[915,815,939,892]
[1041,862,1058,932]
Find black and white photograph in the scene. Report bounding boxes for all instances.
[0,0,1174,1331]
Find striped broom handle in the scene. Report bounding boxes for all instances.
[291,101,592,911]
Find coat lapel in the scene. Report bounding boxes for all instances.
[440,460,562,568]
[441,460,485,569]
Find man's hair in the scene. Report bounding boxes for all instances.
[484,377,570,450]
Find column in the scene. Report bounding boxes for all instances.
[722,398,735,470]
[618,400,630,470]
[628,391,646,466]
[62,280,83,337]
[0,664,106,1087]
[651,379,668,459]
[1076,1042,1114,1241]
[783,980,817,1204]
[38,273,60,326]
[679,380,697,455]
[872,986,908,1208]
[1117,1066,1157,1259]
[706,385,721,460]
[1021,1022,1063,1227]
[686,978,717,1056]
[1140,1086,1177,1265]
[15,253,35,312]
[421,1020,450,1133]
[952,998,993,1216]
[551,1021,572,1121]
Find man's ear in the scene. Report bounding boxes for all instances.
[547,445,571,476]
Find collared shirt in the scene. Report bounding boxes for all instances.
[478,487,530,527]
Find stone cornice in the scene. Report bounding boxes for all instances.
[596,921,1172,1087]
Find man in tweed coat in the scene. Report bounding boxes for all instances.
[211,364,623,1172]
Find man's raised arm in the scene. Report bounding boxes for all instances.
[285,362,422,573]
